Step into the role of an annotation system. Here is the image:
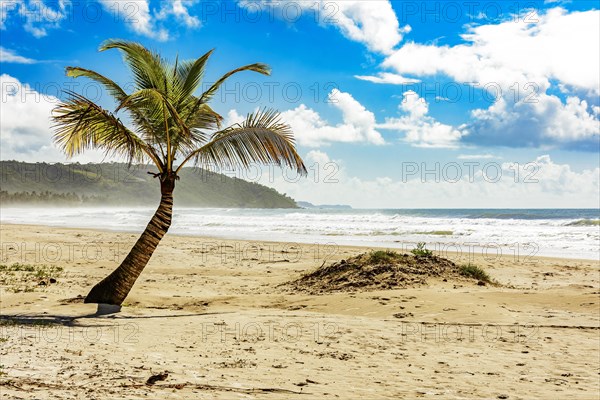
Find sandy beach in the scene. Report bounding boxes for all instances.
[0,223,598,399]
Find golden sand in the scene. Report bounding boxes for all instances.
[0,224,598,399]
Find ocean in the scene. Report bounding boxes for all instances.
[1,208,598,260]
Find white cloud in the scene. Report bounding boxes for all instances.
[279,89,385,147]
[224,93,385,147]
[305,150,332,165]
[240,0,408,54]
[377,91,466,148]
[1,74,58,159]
[457,154,501,160]
[264,152,600,208]
[0,47,36,64]
[378,7,600,149]
[97,0,173,41]
[157,0,201,28]
[99,0,201,42]
[0,74,108,163]
[0,0,14,29]
[355,72,420,85]
[223,109,246,127]
[383,8,599,93]
[465,94,599,148]
[0,0,69,37]
[321,0,408,54]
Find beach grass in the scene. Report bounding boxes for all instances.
[367,250,403,264]
[0,263,63,293]
[411,242,433,257]
[459,264,492,283]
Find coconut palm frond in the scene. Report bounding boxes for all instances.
[176,108,306,175]
[175,49,214,104]
[181,99,223,131]
[66,67,128,103]
[200,63,270,104]
[52,91,162,170]
[185,63,271,124]
[100,39,167,92]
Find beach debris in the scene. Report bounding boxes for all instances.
[146,372,169,385]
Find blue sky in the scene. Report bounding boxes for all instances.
[1,0,599,207]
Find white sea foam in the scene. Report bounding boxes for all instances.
[1,207,598,260]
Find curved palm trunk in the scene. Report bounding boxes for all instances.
[85,176,176,305]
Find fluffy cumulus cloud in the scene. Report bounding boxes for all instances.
[374,7,600,150]
[157,0,201,29]
[97,0,169,41]
[228,89,463,148]
[0,0,180,41]
[239,0,408,54]
[377,91,466,148]
[320,0,409,54]
[263,152,600,208]
[226,90,385,147]
[1,0,69,37]
[383,8,599,92]
[280,89,385,147]
[0,74,105,162]
[0,74,59,159]
[465,94,600,149]
[0,47,36,64]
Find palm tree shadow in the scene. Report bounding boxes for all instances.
[0,304,234,327]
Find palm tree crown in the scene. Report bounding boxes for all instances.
[52,39,307,178]
[50,40,306,305]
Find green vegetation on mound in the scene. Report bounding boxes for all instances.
[459,264,493,283]
[284,250,495,294]
[410,242,433,257]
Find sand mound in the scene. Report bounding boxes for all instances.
[283,250,478,294]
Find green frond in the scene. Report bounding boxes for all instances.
[185,63,271,125]
[66,67,128,103]
[180,98,222,130]
[100,39,167,91]
[177,108,306,175]
[176,49,214,103]
[199,63,271,104]
[52,91,162,170]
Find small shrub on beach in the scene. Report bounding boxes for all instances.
[459,264,492,283]
[411,242,433,257]
[367,250,402,264]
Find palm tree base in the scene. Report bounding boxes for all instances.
[84,278,127,305]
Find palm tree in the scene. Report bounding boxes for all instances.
[52,40,306,305]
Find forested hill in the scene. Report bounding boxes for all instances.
[0,161,298,208]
